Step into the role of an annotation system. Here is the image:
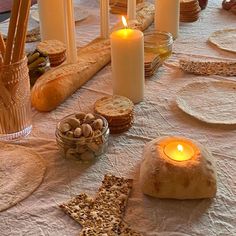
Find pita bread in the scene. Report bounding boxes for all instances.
[176,81,236,125]
[208,29,236,53]
[0,143,46,212]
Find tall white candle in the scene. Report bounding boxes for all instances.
[110,17,144,104]
[155,0,180,39]
[100,0,110,39]
[38,0,66,43]
[128,0,136,20]
[64,0,77,64]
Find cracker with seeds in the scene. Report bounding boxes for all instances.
[60,175,141,235]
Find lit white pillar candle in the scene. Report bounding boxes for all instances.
[110,17,144,104]
[155,0,180,39]
[38,0,66,43]
[64,0,78,63]
[128,0,136,20]
[100,0,110,39]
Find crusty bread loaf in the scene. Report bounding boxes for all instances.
[140,136,217,199]
[31,2,155,112]
[31,39,110,111]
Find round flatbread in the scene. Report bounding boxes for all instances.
[176,81,236,125]
[208,29,236,54]
[0,143,46,212]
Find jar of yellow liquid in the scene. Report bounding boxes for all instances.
[144,31,173,62]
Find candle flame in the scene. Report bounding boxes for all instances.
[177,144,183,152]
[122,16,128,28]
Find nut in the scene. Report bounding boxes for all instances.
[82,124,93,138]
[76,145,87,154]
[59,122,71,133]
[80,151,95,161]
[66,131,74,138]
[92,118,104,130]
[84,113,95,124]
[75,112,86,120]
[74,127,82,138]
[66,118,80,129]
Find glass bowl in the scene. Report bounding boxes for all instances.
[55,113,109,162]
[144,30,173,62]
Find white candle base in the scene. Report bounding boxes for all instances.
[140,136,217,199]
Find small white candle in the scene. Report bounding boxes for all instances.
[155,0,180,39]
[64,0,77,63]
[100,0,110,39]
[110,17,144,104]
[38,0,66,43]
[128,0,136,21]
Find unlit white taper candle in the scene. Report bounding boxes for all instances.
[100,0,110,38]
[38,0,66,43]
[64,0,77,63]
[128,0,136,20]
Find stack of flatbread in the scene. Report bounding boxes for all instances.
[110,0,145,15]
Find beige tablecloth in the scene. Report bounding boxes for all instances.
[1,0,236,235]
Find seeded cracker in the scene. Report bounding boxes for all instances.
[60,193,94,226]
[60,175,140,235]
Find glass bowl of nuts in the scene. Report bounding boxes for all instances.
[55,112,109,161]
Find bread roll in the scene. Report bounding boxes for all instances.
[140,136,217,199]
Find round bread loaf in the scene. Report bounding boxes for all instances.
[140,136,217,199]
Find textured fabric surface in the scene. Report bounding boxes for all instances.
[1,0,236,235]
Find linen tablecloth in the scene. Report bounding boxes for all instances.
[1,0,236,235]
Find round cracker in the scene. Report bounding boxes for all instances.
[0,143,46,212]
[208,29,236,54]
[110,122,133,134]
[37,40,66,55]
[94,95,134,119]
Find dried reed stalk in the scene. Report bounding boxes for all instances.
[4,0,21,65]
[0,33,6,64]
[12,0,31,63]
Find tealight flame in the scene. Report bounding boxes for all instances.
[122,16,128,28]
[177,144,183,152]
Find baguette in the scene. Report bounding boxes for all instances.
[31,39,110,111]
[31,2,155,112]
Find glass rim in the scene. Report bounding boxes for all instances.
[144,30,174,47]
[56,113,109,141]
[0,56,28,69]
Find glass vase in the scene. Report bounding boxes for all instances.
[0,57,32,140]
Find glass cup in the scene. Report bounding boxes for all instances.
[0,57,32,140]
[144,30,173,62]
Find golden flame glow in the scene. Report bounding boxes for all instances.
[177,144,183,152]
[122,16,128,28]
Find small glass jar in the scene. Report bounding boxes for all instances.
[0,57,32,140]
[144,30,173,62]
[55,114,109,162]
